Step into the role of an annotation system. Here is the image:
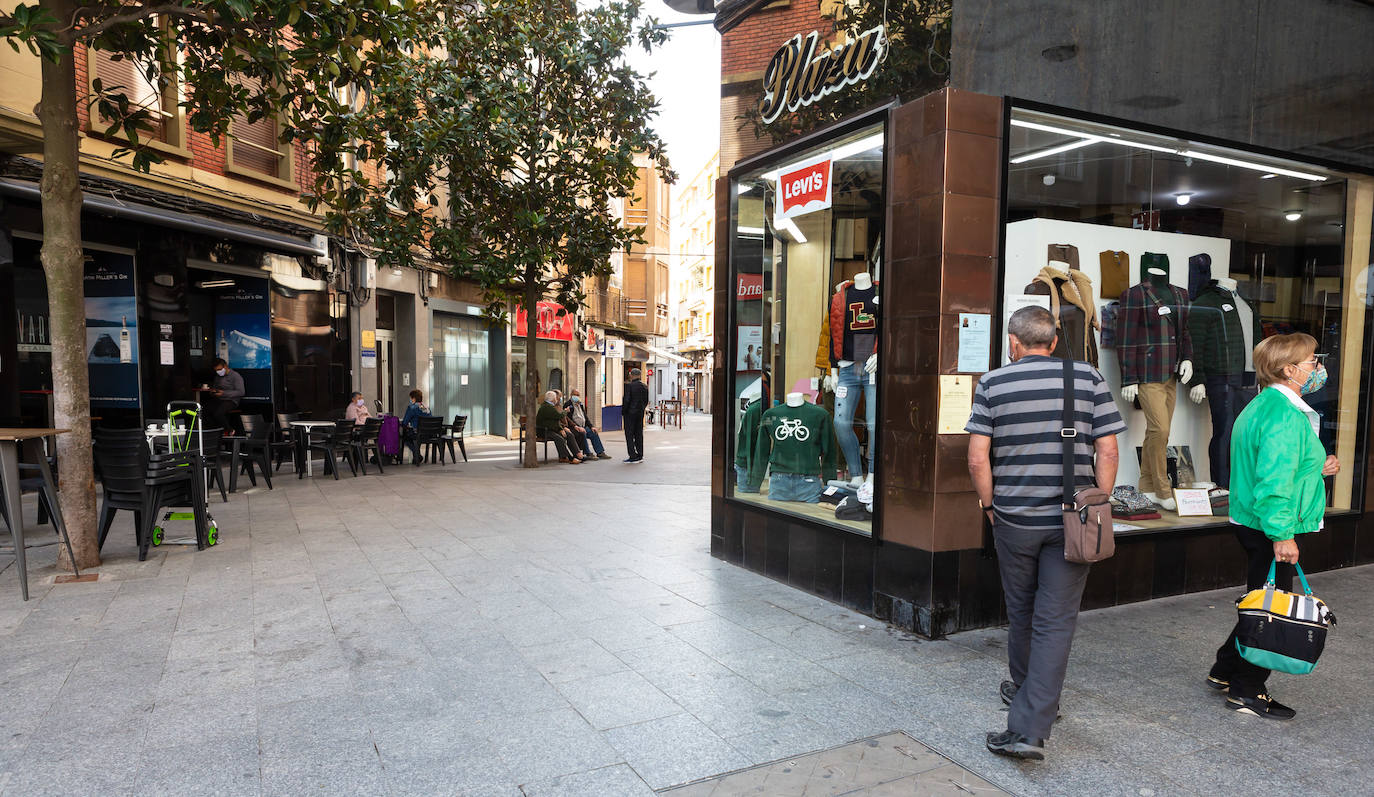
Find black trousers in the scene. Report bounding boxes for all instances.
[1211,525,1299,698]
[625,414,644,460]
[206,398,239,433]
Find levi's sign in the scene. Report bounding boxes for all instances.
[776,154,832,220]
[760,26,887,125]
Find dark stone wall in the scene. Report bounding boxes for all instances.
[951,0,1374,170]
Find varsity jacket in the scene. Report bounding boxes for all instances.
[1185,282,1261,386]
[750,402,837,485]
[826,281,879,366]
[1228,387,1326,541]
[1114,281,1193,385]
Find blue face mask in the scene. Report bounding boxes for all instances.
[1297,365,1328,395]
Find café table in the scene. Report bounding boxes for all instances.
[0,428,79,601]
[289,421,337,478]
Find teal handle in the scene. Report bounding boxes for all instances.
[1266,559,1313,596]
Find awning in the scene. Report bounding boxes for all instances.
[644,344,690,364]
[0,177,326,256]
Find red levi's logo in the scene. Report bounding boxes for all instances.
[737,273,763,300]
[778,158,831,218]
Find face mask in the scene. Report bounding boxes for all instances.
[570,396,580,403]
[215,369,226,376]
[356,399,365,407]
[1297,365,1328,395]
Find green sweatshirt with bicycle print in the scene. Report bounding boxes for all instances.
[750,401,837,485]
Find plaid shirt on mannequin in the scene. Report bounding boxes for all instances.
[1115,281,1194,385]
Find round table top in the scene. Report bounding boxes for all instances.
[289,420,338,427]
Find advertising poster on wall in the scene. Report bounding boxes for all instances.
[83,249,140,408]
[214,278,273,402]
[737,325,763,371]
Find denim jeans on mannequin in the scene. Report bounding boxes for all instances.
[833,361,876,479]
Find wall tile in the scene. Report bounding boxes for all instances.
[946,88,1002,138]
[764,515,790,581]
[873,540,932,605]
[945,131,1001,198]
[842,536,876,611]
[940,254,997,314]
[788,523,818,594]
[885,255,942,317]
[878,485,934,550]
[943,193,999,258]
[916,195,945,259]
[933,434,974,494]
[931,491,982,551]
[915,133,946,199]
[888,200,920,264]
[921,89,948,138]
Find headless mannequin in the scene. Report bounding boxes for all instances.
[785,392,805,407]
[1120,267,1192,512]
[1188,276,1238,405]
[821,271,878,486]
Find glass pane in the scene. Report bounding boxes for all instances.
[727,122,885,535]
[1004,108,1373,530]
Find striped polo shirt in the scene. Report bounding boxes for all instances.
[965,355,1126,529]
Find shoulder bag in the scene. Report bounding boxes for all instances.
[1061,358,1115,564]
[1235,560,1335,675]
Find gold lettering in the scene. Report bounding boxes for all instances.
[759,35,801,124]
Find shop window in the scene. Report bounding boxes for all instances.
[87,41,183,150]
[727,121,884,535]
[227,73,293,184]
[1005,107,1374,532]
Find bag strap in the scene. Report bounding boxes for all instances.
[1062,358,1077,509]
[1265,558,1314,597]
[1294,562,1312,596]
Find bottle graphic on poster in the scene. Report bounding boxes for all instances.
[218,329,229,363]
[119,315,132,363]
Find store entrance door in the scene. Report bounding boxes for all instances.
[375,329,395,413]
[431,313,491,435]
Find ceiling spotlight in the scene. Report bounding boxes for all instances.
[1284,210,1303,221]
[1042,174,1056,186]
[1260,173,1277,179]
[1175,192,1192,206]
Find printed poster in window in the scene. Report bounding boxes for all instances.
[737,325,763,371]
[84,249,140,408]
[214,277,273,402]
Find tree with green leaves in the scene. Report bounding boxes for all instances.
[740,0,952,144]
[0,1,421,568]
[317,0,674,468]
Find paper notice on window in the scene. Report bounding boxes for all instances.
[1003,295,1050,366]
[957,313,991,373]
[937,374,974,434]
[159,340,175,366]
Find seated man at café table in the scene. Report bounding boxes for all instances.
[207,357,245,434]
[401,389,431,464]
[564,388,611,460]
[345,391,373,425]
[536,390,583,464]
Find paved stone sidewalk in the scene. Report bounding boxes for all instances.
[1,414,1370,796]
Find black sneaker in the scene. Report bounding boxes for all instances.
[985,730,1045,761]
[1205,674,1230,691]
[1000,680,1018,707]
[1226,693,1296,720]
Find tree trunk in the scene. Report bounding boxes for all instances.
[37,0,101,570]
[522,275,540,468]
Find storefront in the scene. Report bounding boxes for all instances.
[510,300,575,426]
[713,91,1374,637]
[431,307,499,436]
[0,186,349,429]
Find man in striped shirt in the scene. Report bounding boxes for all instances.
[966,305,1124,761]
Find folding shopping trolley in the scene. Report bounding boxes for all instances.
[149,400,219,549]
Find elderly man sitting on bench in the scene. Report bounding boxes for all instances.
[535,391,583,464]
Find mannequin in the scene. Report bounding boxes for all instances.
[1185,275,1259,491]
[818,271,878,486]
[750,390,838,503]
[1024,244,1099,366]
[1116,263,1194,512]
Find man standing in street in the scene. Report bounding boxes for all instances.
[965,306,1124,762]
[207,357,245,434]
[622,368,649,463]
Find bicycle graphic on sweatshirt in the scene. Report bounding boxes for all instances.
[774,418,810,441]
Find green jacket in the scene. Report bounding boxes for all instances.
[1229,386,1326,541]
[735,399,764,469]
[535,401,565,434]
[1185,284,1261,386]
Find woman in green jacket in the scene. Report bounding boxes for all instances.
[1207,333,1339,720]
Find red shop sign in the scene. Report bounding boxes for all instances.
[777,155,832,219]
[737,273,763,300]
[515,301,575,342]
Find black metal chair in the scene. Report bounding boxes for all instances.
[200,427,228,503]
[139,450,209,561]
[353,417,384,475]
[272,412,301,472]
[234,415,276,490]
[309,421,359,478]
[441,415,469,464]
[413,416,446,465]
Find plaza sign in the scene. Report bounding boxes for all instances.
[760,25,887,125]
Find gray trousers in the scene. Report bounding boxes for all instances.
[994,522,1091,740]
